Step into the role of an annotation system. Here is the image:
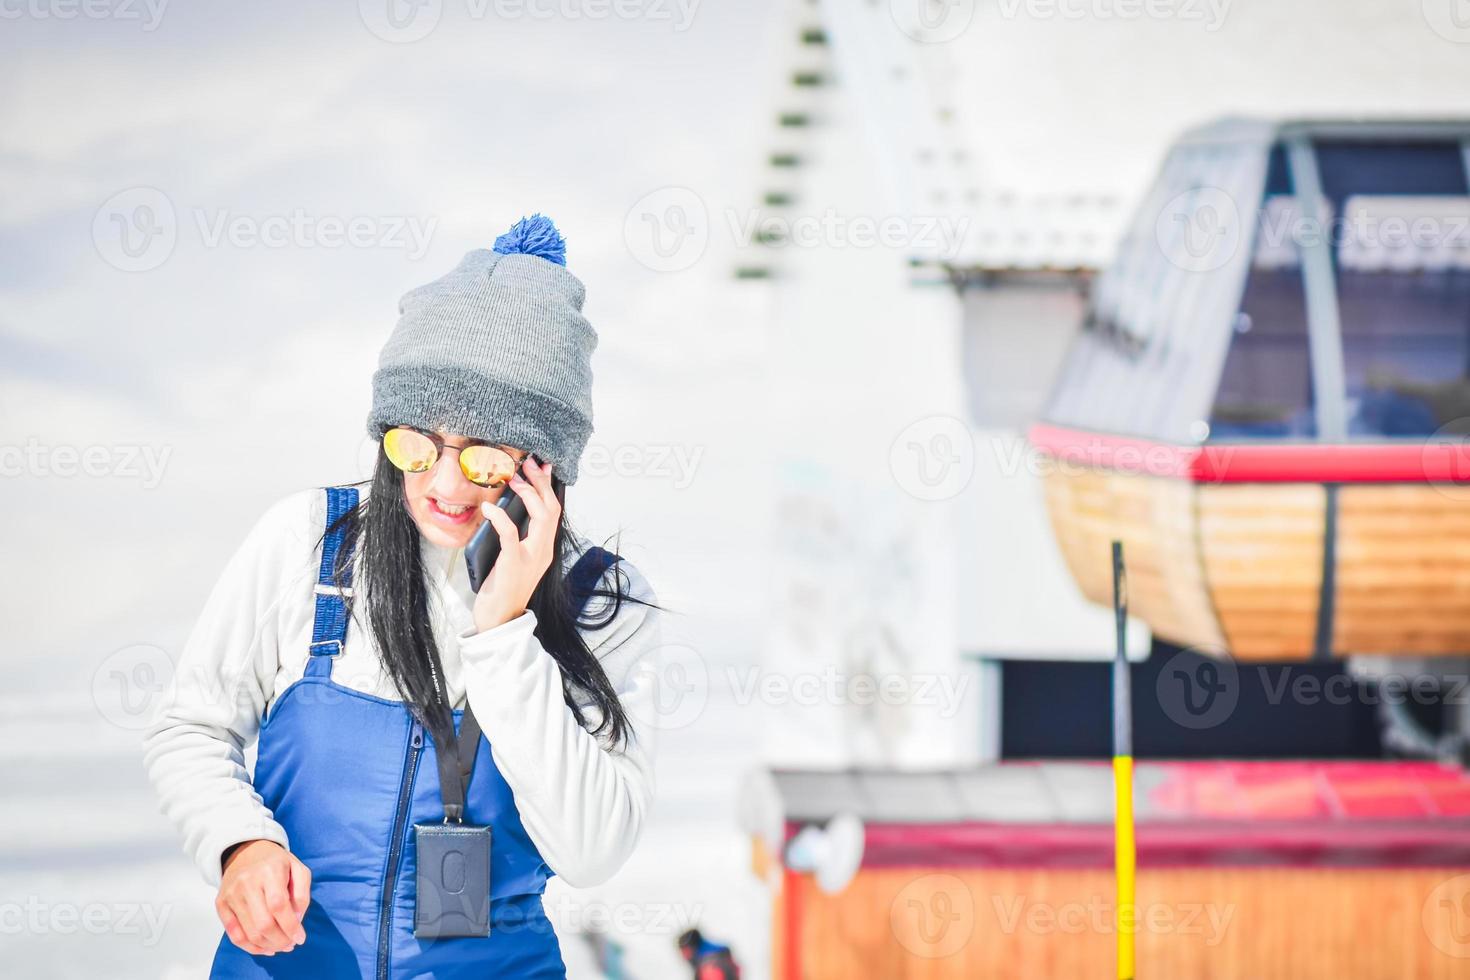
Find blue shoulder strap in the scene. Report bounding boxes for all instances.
[307,486,359,674]
[568,545,621,616]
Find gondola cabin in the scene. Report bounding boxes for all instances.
[1034,118,1470,660]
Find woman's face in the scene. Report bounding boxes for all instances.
[399,428,514,549]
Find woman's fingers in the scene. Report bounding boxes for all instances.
[507,472,549,528]
[241,876,297,953]
[519,458,560,550]
[218,904,267,956]
[265,872,306,946]
[286,858,311,941]
[481,500,524,564]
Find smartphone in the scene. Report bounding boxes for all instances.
[465,457,535,593]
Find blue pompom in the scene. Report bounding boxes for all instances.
[492,214,567,267]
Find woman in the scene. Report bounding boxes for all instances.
[142,216,662,978]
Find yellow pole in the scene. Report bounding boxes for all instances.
[1114,754,1136,979]
[1111,541,1136,980]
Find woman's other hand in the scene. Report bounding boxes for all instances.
[216,839,310,955]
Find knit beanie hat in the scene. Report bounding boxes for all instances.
[366,215,595,484]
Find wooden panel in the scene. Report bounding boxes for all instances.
[1044,467,1470,658]
[1335,486,1470,656]
[775,865,1470,979]
[1042,466,1226,652]
[1196,483,1326,661]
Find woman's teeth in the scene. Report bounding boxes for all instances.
[433,499,470,515]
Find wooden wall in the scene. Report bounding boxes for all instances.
[773,865,1470,979]
[1041,466,1470,659]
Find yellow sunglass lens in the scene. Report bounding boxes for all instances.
[383,428,437,473]
[459,446,516,486]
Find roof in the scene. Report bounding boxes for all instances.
[1179,116,1470,147]
[755,762,1470,868]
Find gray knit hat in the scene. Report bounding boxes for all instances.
[367,215,595,483]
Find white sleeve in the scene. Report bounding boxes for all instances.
[456,559,663,888]
[141,491,317,888]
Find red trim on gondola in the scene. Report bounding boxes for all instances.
[1028,422,1470,484]
[848,820,1470,870]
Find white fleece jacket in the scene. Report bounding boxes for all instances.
[141,486,661,889]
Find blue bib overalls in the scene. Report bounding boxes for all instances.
[210,486,619,979]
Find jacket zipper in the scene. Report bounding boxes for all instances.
[377,718,424,980]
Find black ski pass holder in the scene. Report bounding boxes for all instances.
[414,708,493,939]
[414,821,492,938]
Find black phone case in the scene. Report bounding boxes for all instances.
[413,822,493,939]
[465,474,533,593]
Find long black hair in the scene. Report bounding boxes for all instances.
[318,449,655,755]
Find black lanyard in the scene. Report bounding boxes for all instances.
[434,704,482,823]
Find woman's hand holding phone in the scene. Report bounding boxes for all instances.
[471,456,560,633]
[217,839,310,955]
